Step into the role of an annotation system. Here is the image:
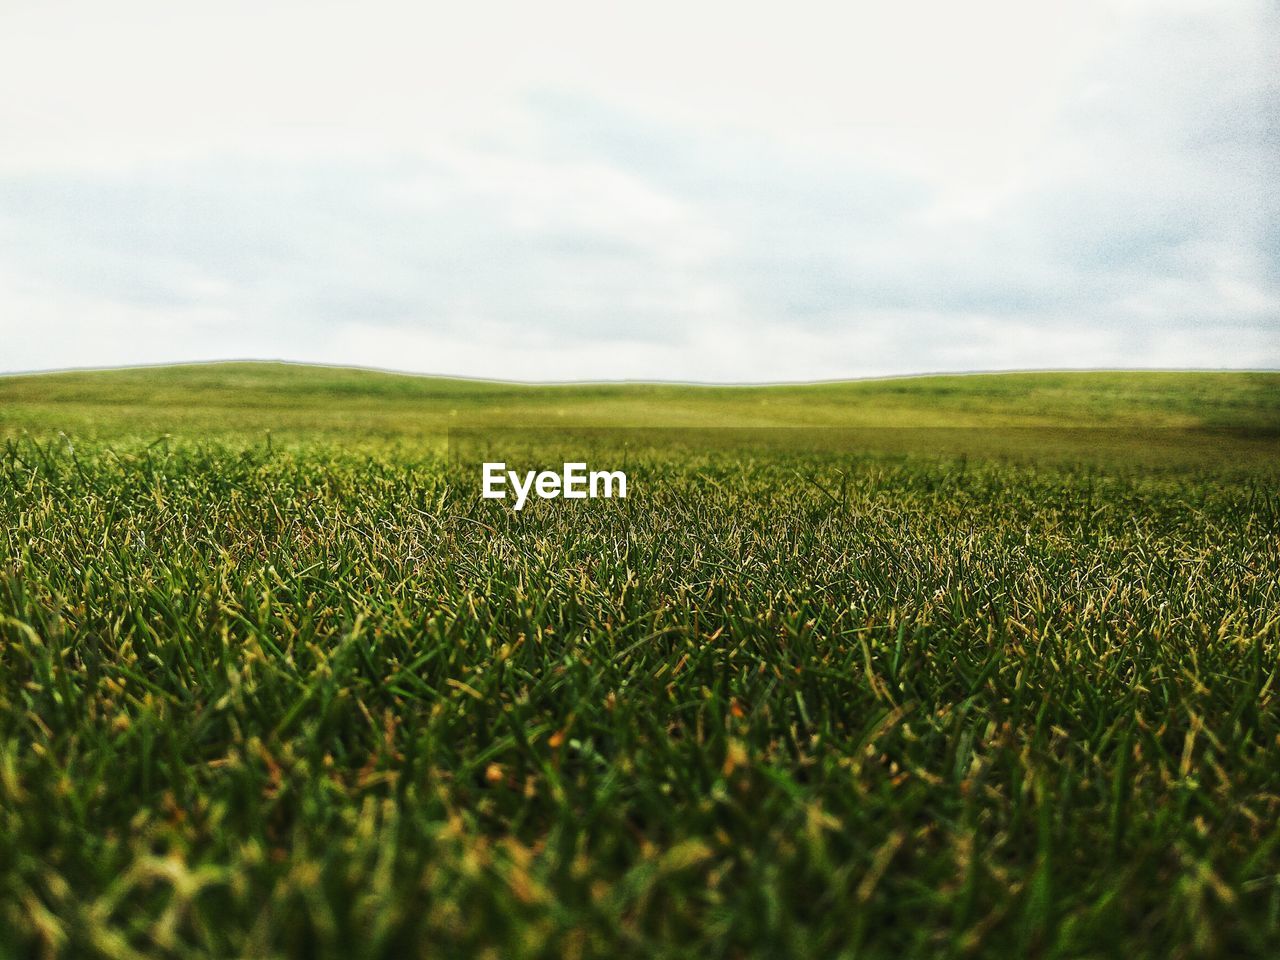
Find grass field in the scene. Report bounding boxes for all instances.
[2,364,1279,958]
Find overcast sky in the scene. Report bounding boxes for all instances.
[1,0,1276,381]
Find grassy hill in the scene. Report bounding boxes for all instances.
[2,362,1278,441]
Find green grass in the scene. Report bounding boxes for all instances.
[3,362,1279,440]
[1,364,1278,958]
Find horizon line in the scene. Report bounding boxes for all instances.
[2,357,1278,389]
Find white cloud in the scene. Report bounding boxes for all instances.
[0,0,1275,379]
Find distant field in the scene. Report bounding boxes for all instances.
[2,362,1279,440]
[1,365,1278,958]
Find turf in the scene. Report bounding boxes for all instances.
[1,364,1278,958]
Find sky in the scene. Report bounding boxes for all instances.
[0,0,1276,382]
